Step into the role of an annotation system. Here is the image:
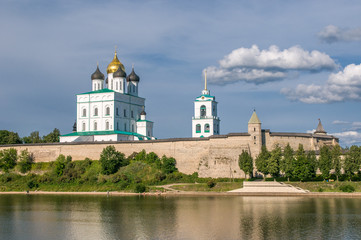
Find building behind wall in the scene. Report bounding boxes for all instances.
[60,51,155,142]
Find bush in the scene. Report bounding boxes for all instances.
[318,187,324,192]
[100,146,127,175]
[27,180,39,189]
[54,154,72,176]
[134,183,146,193]
[161,156,177,174]
[265,178,274,181]
[17,150,34,174]
[207,179,216,188]
[135,150,146,161]
[0,148,18,172]
[339,184,355,193]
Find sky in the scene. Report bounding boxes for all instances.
[1,0,361,146]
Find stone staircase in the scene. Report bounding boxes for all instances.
[228,181,309,193]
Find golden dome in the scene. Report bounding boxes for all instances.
[107,51,125,74]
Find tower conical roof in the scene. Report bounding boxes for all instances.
[314,119,327,134]
[248,110,261,124]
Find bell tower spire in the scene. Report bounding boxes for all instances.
[202,70,210,95]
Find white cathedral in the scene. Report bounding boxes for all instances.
[60,51,155,142]
[192,71,220,137]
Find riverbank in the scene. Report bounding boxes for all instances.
[2,190,361,198]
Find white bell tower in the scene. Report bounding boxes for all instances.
[192,71,220,137]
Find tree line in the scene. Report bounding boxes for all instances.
[239,144,361,181]
[0,129,60,145]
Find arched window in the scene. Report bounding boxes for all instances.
[94,83,96,90]
[94,122,97,131]
[98,83,100,90]
[116,82,118,90]
[148,131,150,136]
[131,110,134,118]
[105,121,109,130]
[119,81,122,90]
[82,122,86,131]
[132,124,134,132]
[111,80,113,89]
[105,107,110,116]
[196,124,201,133]
[205,124,210,133]
[82,108,86,117]
[200,105,206,118]
[124,109,127,117]
[94,108,98,116]
[124,123,127,131]
[116,108,119,116]
[117,122,119,130]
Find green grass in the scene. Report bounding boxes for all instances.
[288,181,361,192]
[170,182,243,192]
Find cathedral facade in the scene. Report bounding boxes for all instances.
[60,51,154,142]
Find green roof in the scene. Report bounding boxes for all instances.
[196,94,215,99]
[78,89,115,95]
[61,130,149,139]
[248,111,261,124]
[136,120,153,123]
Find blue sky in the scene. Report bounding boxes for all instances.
[1,0,361,146]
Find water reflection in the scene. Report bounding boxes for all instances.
[0,195,361,240]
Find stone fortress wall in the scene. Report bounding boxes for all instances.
[0,129,338,178]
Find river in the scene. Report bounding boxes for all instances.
[0,195,360,240]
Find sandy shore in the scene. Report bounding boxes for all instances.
[1,191,361,198]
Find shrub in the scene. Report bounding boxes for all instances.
[27,180,39,189]
[339,184,355,193]
[134,183,146,193]
[207,179,216,188]
[318,187,324,192]
[54,154,72,176]
[100,146,127,175]
[0,148,18,172]
[145,152,160,165]
[17,150,34,174]
[161,156,177,174]
[135,150,146,161]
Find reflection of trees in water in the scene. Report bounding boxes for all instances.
[98,196,178,239]
[238,197,361,239]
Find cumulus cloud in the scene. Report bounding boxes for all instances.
[332,120,350,125]
[282,63,361,103]
[318,25,361,43]
[206,45,336,85]
[332,131,361,146]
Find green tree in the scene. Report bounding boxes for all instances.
[268,145,281,177]
[145,152,160,165]
[280,144,294,180]
[292,144,313,181]
[344,145,361,180]
[23,131,43,144]
[331,145,342,181]
[319,146,333,179]
[307,150,318,178]
[100,146,126,175]
[0,148,18,172]
[17,149,34,173]
[238,150,253,179]
[54,154,72,176]
[135,149,146,161]
[43,128,60,143]
[161,155,177,174]
[0,130,22,145]
[255,145,271,178]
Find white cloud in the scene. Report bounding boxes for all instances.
[282,63,361,103]
[306,129,316,134]
[206,45,336,85]
[318,25,361,43]
[332,131,361,146]
[332,120,350,125]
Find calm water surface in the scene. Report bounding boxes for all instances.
[0,195,360,240]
